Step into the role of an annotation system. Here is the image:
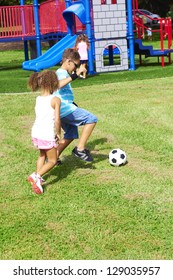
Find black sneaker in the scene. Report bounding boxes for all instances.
[46,157,62,166]
[56,158,62,166]
[72,147,93,162]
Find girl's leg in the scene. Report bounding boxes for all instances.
[28,148,57,194]
[37,149,46,173]
[37,147,57,177]
[28,149,46,194]
[83,63,87,78]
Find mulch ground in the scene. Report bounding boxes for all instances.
[0,41,24,51]
[0,41,48,51]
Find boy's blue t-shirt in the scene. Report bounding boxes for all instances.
[56,68,74,103]
[53,92,77,118]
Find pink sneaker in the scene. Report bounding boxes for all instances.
[28,173,43,194]
[28,172,36,183]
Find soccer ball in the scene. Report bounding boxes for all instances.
[109,148,127,166]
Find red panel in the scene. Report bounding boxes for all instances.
[0,5,35,38]
[39,0,67,34]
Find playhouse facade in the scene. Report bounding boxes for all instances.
[93,0,129,72]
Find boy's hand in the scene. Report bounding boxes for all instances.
[76,65,87,76]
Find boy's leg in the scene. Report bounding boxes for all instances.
[61,108,97,162]
[77,123,96,151]
[56,120,78,160]
[72,123,96,162]
[56,138,73,158]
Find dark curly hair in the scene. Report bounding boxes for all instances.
[28,70,59,94]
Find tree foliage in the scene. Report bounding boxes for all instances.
[138,0,172,17]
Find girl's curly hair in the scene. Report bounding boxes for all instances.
[75,34,90,49]
[28,70,59,94]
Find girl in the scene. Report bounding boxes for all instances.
[75,34,89,79]
[28,70,61,194]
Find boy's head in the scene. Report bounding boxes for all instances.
[61,48,80,74]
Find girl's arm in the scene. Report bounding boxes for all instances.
[51,97,61,141]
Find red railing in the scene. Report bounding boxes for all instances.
[133,0,172,53]
[164,17,172,49]
[0,5,35,38]
[133,0,138,10]
[135,16,172,50]
[134,16,172,66]
[0,0,86,39]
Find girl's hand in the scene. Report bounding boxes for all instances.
[55,134,61,142]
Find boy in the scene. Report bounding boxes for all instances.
[54,48,98,162]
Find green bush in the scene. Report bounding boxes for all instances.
[167,10,173,20]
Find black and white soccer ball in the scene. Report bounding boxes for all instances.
[109,148,127,166]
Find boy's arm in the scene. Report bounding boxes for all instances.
[51,97,61,141]
[59,77,73,88]
[58,65,87,88]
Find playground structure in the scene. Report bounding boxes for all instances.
[0,0,172,72]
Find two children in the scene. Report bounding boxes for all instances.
[54,48,98,164]
[28,48,97,194]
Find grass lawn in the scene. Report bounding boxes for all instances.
[1,44,173,260]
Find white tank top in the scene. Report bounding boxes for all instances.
[32,95,55,141]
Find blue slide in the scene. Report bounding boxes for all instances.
[135,39,173,57]
[22,34,77,71]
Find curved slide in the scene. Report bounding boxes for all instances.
[22,34,77,71]
[22,1,86,72]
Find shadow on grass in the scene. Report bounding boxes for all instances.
[44,137,108,185]
[0,65,22,71]
[135,60,171,68]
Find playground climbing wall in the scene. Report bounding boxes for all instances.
[92,0,128,72]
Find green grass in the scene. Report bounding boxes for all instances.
[1,45,173,260]
[0,40,173,93]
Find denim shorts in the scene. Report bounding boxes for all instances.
[61,107,98,139]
